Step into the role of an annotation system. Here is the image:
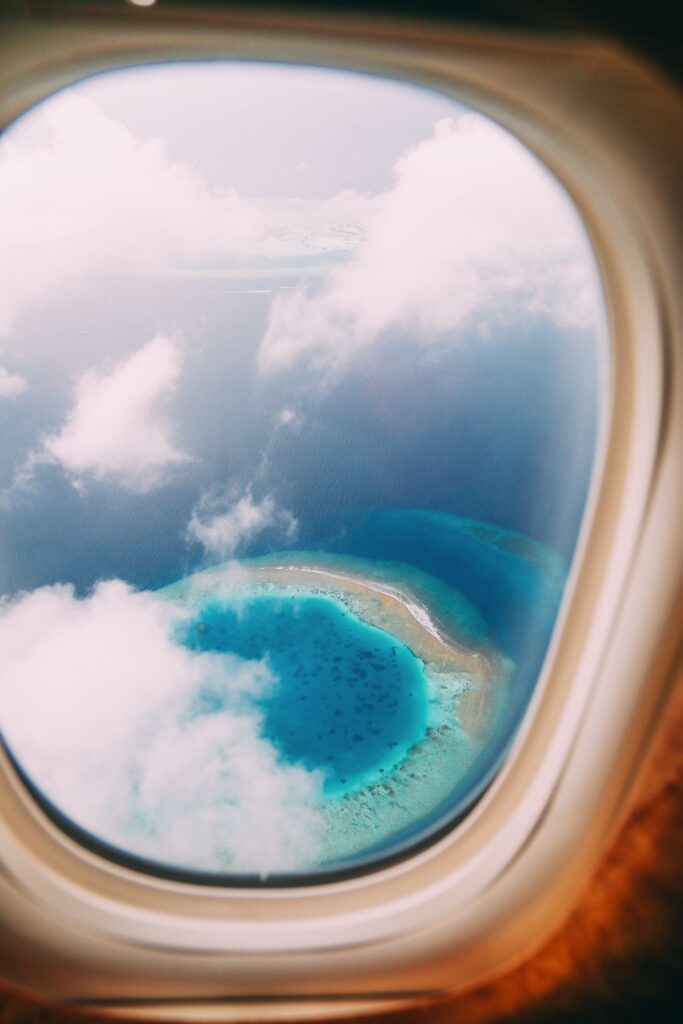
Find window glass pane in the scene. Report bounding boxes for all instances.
[0,63,605,880]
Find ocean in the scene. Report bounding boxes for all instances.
[0,274,601,875]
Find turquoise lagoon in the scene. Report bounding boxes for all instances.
[178,591,429,797]
[157,511,566,872]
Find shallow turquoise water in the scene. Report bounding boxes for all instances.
[178,592,429,795]
[152,513,568,873]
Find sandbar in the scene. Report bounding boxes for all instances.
[160,557,508,742]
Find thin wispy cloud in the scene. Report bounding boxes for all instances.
[258,115,601,374]
[0,580,324,873]
[187,488,298,560]
[0,366,26,399]
[276,407,301,429]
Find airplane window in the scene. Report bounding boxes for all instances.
[0,62,605,881]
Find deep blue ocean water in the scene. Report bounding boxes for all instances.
[0,277,599,600]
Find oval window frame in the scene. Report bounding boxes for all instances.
[0,5,680,1014]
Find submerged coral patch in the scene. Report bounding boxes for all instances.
[179,592,428,796]
[160,551,508,870]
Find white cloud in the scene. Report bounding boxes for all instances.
[187,488,298,559]
[0,366,26,399]
[0,580,323,874]
[276,407,300,429]
[258,115,601,373]
[0,94,261,338]
[42,335,187,490]
[0,93,368,339]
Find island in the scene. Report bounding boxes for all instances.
[158,551,511,868]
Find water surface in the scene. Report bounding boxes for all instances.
[179,591,429,796]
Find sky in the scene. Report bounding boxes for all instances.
[0,62,604,874]
[77,62,464,197]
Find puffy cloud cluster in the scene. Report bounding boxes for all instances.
[187,488,298,559]
[38,335,187,491]
[0,580,323,874]
[0,93,370,341]
[258,115,601,373]
[0,93,261,339]
[0,366,26,399]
